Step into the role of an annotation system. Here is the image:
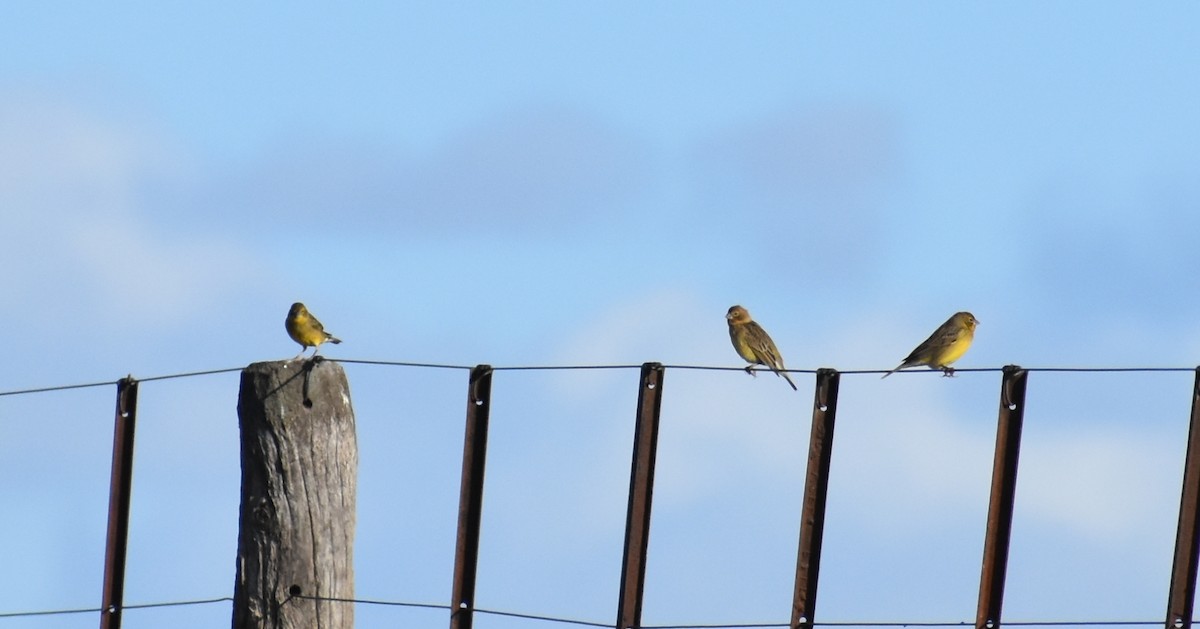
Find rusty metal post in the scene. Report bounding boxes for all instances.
[976,365,1028,629]
[616,363,666,629]
[791,369,840,629]
[99,376,139,629]
[1165,368,1200,629]
[450,366,494,629]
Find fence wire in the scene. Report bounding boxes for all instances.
[0,593,1181,628]
[1,359,1195,399]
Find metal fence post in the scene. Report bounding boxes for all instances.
[450,365,494,629]
[976,366,1028,629]
[99,376,139,629]
[1165,368,1200,629]
[791,369,840,629]
[616,363,665,629]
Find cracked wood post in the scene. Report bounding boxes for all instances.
[233,358,357,629]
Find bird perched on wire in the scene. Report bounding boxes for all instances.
[882,311,978,378]
[726,305,797,391]
[285,302,342,359]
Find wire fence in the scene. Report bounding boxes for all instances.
[0,592,1183,628]
[2,359,1198,629]
[2,360,1197,398]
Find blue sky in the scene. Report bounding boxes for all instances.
[2,3,1199,627]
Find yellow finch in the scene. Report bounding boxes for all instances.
[882,311,978,378]
[285,302,342,358]
[726,305,797,391]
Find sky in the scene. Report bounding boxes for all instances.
[2,2,1200,627]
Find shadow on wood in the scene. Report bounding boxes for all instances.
[233,358,357,629]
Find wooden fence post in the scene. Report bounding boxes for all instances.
[233,358,357,629]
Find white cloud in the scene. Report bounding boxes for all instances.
[1017,429,1177,543]
[66,219,260,322]
[548,291,807,506]
[549,289,723,392]
[550,297,1184,548]
[0,92,261,327]
[830,385,1176,544]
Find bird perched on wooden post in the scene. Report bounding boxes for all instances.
[726,305,797,391]
[285,302,342,359]
[882,311,978,378]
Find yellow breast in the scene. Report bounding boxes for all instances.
[932,330,974,367]
[287,315,327,347]
[729,324,760,364]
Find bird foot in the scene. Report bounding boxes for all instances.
[744,365,758,378]
[940,367,956,377]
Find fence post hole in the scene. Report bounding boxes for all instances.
[233,359,357,629]
[791,368,840,629]
[99,376,139,629]
[616,363,666,629]
[976,365,1028,629]
[450,365,494,629]
[1165,368,1200,629]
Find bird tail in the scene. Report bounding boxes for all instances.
[881,365,902,379]
[781,371,798,391]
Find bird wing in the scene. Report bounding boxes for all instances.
[750,324,798,389]
[747,323,785,370]
[905,320,961,359]
[933,320,968,345]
